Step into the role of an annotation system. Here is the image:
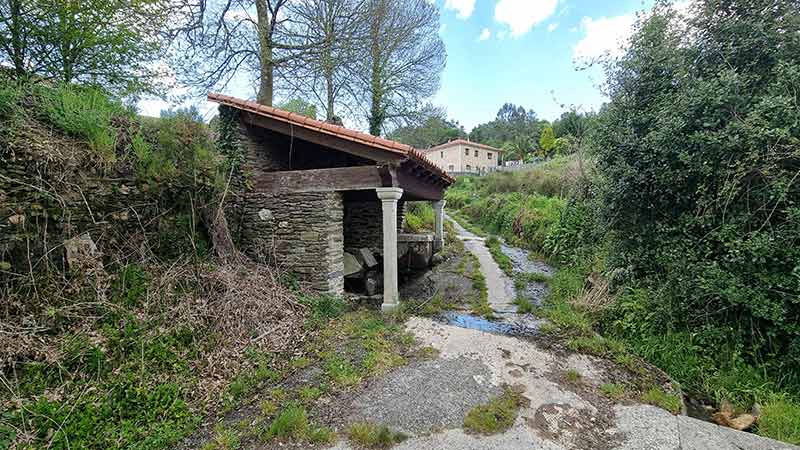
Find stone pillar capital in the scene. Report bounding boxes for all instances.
[376,187,404,202]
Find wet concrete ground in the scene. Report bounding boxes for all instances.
[330,218,799,450]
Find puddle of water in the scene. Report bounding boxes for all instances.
[437,311,542,337]
[500,242,555,276]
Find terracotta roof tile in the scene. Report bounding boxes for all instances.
[208,92,454,184]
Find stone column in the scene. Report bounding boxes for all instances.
[376,187,404,312]
[433,200,446,251]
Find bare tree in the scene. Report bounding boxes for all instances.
[174,0,324,106]
[360,0,445,135]
[284,0,364,121]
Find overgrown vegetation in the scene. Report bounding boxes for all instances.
[0,80,308,449]
[445,0,800,443]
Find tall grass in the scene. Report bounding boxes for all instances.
[36,84,128,162]
[404,202,435,232]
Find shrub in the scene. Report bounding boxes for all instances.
[595,0,800,389]
[36,83,127,162]
[404,202,434,232]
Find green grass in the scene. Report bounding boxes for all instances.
[347,423,408,449]
[263,403,309,441]
[463,388,525,435]
[401,292,458,316]
[513,296,535,314]
[486,235,513,276]
[565,369,582,383]
[641,387,683,415]
[466,253,494,319]
[404,202,435,233]
[758,395,800,445]
[298,386,324,404]
[201,424,241,450]
[260,403,333,444]
[37,83,127,162]
[600,383,627,400]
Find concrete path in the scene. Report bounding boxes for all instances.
[447,216,517,314]
[330,219,799,450]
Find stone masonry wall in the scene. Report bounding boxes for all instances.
[343,200,406,257]
[235,191,344,295]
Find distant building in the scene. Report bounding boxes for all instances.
[422,139,503,175]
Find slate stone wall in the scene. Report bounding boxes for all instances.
[343,200,406,257]
[233,191,344,295]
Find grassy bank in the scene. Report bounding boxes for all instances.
[445,161,800,444]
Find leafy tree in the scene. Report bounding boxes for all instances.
[0,0,174,96]
[470,103,547,157]
[387,104,466,148]
[278,98,318,119]
[361,0,446,135]
[538,125,555,157]
[596,0,800,378]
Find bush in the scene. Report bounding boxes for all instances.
[404,202,434,233]
[595,0,800,388]
[36,83,128,162]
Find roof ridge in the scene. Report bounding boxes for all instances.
[207,92,454,184]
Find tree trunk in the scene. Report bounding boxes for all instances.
[201,203,239,261]
[325,68,335,121]
[256,0,274,106]
[8,0,25,77]
[323,2,335,121]
[368,4,384,136]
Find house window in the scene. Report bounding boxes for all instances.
[448,164,454,171]
[474,150,479,157]
[465,148,470,155]
[466,164,471,171]
[440,151,444,158]
[488,152,493,160]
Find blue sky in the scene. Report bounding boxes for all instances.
[139,0,658,132]
[433,0,655,130]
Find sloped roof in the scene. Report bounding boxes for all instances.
[425,139,503,153]
[208,93,454,184]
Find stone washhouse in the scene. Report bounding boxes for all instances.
[209,93,454,311]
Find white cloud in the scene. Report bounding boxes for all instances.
[497,30,508,40]
[547,23,559,32]
[494,0,559,37]
[573,14,636,60]
[444,0,476,19]
[479,28,491,41]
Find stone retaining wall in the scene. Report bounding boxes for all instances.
[232,191,345,295]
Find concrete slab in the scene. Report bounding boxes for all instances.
[344,357,503,435]
[614,405,680,450]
